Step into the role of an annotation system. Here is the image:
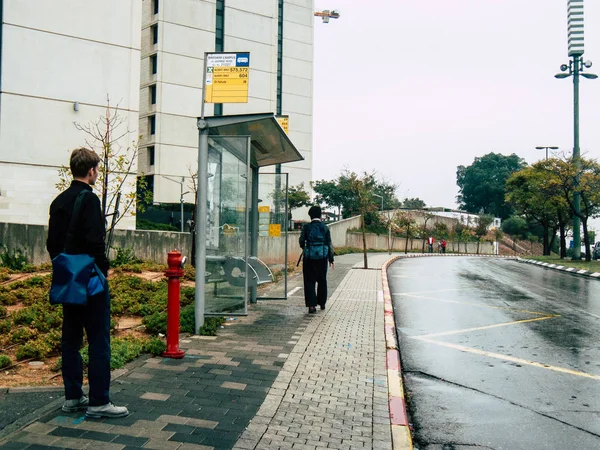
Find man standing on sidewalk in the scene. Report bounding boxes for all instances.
[299,206,334,314]
[47,147,128,419]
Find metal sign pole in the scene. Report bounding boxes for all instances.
[194,53,210,334]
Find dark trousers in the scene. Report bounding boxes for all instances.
[62,289,111,406]
[303,258,328,308]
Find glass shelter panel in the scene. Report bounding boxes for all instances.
[256,172,289,300]
[205,136,250,315]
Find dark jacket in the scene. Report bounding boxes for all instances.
[299,219,334,263]
[47,180,110,276]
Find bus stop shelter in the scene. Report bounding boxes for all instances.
[194,113,303,331]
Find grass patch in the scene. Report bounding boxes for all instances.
[523,256,600,272]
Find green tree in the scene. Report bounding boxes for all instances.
[474,215,493,254]
[505,160,570,256]
[341,171,379,269]
[397,212,418,254]
[287,183,311,210]
[456,153,527,219]
[420,212,436,252]
[402,198,426,209]
[312,179,346,220]
[313,174,401,222]
[551,157,600,261]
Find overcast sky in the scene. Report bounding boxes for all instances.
[312,0,600,214]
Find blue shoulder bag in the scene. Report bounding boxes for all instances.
[49,191,106,306]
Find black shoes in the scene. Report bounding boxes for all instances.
[320,305,325,310]
[308,307,317,314]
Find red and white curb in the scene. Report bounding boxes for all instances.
[382,256,412,449]
[517,258,600,279]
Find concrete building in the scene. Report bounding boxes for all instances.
[0,0,142,228]
[137,0,314,205]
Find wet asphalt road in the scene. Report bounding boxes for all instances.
[389,256,600,450]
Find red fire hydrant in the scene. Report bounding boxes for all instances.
[162,251,186,359]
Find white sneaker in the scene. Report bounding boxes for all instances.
[85,402,129,419]
[62,395,89,412]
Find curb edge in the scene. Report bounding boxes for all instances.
[382,255,412,450]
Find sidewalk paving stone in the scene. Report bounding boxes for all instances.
[0,255,396,450]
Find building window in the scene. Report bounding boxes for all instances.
[149,115,156,135]
[150,54,157,75]
[150,84,157,105]
[214,0,225,116]
[215,0,224,51]
[151,24,158,45]
[153,0,159,15]
[148,146,155,166]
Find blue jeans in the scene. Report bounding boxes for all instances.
[61,289,111,406]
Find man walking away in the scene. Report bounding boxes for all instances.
[299,206,334,314]
[47,147,128,419]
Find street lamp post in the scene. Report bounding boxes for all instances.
[373,193,390,253]
[554,0,597,260]
[161,175,188,232]
[535,146,559,160]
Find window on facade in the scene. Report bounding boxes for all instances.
[215,0,224,51]
[150,85,157,105]
[150,54,157,75]
[149,115,156,135]
[148,146,155,166]
[153,0,159,15]
[151,24,158,45]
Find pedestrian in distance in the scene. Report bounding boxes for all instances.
[299,205,334,314]
[441,239,447,253]
[427,236,434,253]
[47,148,129,419]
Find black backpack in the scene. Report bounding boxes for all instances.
[304,222,328,260]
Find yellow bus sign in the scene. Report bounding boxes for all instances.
[204,52,250,104]
[276,115,289,134]
[269,224,281,237]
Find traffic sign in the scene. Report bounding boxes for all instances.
[204,52,250,103]
[276,115,289,134]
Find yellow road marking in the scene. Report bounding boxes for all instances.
[417,315,560,339]
[416,337,600,380]
[399,293,552,316]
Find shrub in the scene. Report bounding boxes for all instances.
[110,337,145,369]
[143,337,166,356]
[0,244,28,271]
[9,326,37,344]
[0,291,19,306]
[180,305,195,334]
[52,357,62,372]
[180,307,224,336]
[142,311,167,335]
[15,338,52,360]
[0,355,12,369]
[12,306,40,326]
[31,308,62,333]
[0,269,10,282]
[0,319,11,334]
[0,305,7,319]
[110,247,142,268]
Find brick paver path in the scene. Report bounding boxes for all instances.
[0,255,394,450]
[235,256,393,450]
